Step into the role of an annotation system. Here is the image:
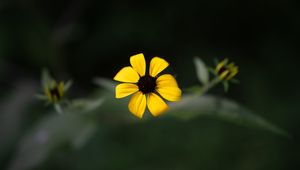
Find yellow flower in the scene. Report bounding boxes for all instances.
[44,80,66,103]
[215,58,238,81]
[114,53,182,118]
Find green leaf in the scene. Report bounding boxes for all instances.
[8,113,98,170]
[54,104,63,114]
[94,77,117,92]
[223,81,229,92]
[92,78,289,137]
[35,94,47,100]
[168,94,290,137]
[64,80,73,91]
[41,69,52,88]
[194,57,209,85]
[70,97,105,113]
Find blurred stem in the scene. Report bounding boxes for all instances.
[199,78,220,95]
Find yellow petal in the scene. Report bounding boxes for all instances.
[227,63,236,69]
[147,93,168,116]
[215,58,228,73]
[115,83,139,98]
[226,67,238,80]
[44,86,52,102]
[219,70,230,80]
[58,82,65,97]
[128,91,146,118]
[114,66,140,83]
[156,74,181,101]
[156,86,182,102]
[130,53,146,77]
[156,74,178,88]
[149,57,169,77]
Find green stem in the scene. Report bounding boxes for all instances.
[199,78,220,95]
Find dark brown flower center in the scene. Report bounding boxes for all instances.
[218,66,230,79]
[50,87,61,100]
[137,75,157,94]
[218,67,226,74]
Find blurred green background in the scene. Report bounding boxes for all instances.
[0,0,299,169]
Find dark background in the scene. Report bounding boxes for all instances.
[0,0,299,169]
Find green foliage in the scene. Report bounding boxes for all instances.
[194,57,209,85]
[7,92,104,170]
[96,78,289,137]
[8,113,98,170]
[223,81,229,92]
[3,57,289,170]
[41,69,52,88]
[6,77,289,170]
[168,94,289,137]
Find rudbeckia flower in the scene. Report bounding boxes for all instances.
[44,80,66,103]
[114,53,182,118]
[36,70,72,109]
[215,58,238,81]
